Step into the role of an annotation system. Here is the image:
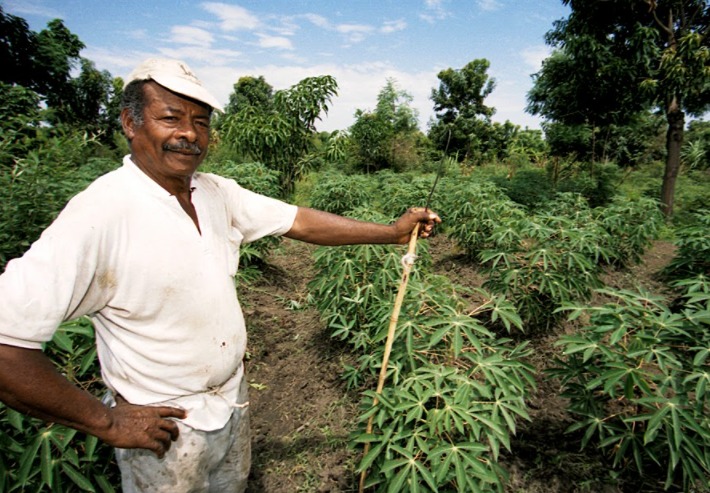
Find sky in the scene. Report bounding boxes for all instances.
[5,0,571,133]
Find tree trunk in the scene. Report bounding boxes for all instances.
[660,96,684,218]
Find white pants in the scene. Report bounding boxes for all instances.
[115,382,251,493]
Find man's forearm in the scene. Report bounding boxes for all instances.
[284,207,399,246]
[0,344,113,435]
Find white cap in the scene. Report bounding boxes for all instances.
[125,58,224,112]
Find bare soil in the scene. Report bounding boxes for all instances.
[243,237,679,493]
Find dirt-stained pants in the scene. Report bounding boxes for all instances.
[115,382,251,493]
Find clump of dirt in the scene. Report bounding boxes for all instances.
[242,238,678,493]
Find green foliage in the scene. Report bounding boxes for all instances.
[481,199,605,332]
[308,173,374,215]
[662,209,710,281]
[682,120,710,170]
[0,133,119,269]
[348,79,421,173]
[444,179,525,258]
[530,0,710,216]
[448,191,663,333]
[0,317,118,492]
[223,75,274,117]
[550,277,710,491]
[597,196,663,268]
[492,168,555,210]
[220,75,338,196]
[308,209,534,491]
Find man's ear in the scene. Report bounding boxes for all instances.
[120,108,136,141]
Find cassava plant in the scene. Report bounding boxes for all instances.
[444,179,525,259]
[308,211,534,491]
[0,318,118,492]
[480,198,606,333]
[662,209,710,281]
[549,277,710,491]
[308,173,374,215]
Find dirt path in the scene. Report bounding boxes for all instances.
[242,238,678,493]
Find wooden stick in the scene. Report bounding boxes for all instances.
[358,223,420,493]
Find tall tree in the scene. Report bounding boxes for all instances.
[0,6,36,88]
[428,59,497,160]
[528,0,710,216]
[349,78,420,172]
[224,75,274,115]
[220,75,338,196]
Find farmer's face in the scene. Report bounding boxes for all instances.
[121,81,211,193]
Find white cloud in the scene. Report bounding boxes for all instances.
[4,0,62,19]
[521,45,552,71]
[336,23,375,43]
[380,19,407,34]
[303,13,330,29]
[420,0,449,23]
[169,26,214,48]
[157,46,243,64]
[257,34,294,50]
[477,0,502,12]
[201,2,260,31]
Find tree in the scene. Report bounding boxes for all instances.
[223,75,274,116]
[528,0,710,216]
[32,19,84,115]
[51,59,123,142]
[428,59,499,161]
[0,6,36,88]
[349,78,420,172]
[220,75,338,196]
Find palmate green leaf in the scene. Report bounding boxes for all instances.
[40,435,53,488]
[16,434,42,486]
[51,330,74,353]
[642,404,671,444]
[61,462,96,492]
[6,407,26,432]
[94,474,116,493]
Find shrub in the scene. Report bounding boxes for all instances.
[308,210,534,491]
[662,209,710,281]
[0,318,119,492]
[595,196,663,268]
[549,278,710,491]
[0,135,119,269]
[444,179,525,259]
[492,168,555,210]
[481,208,604,333]
[309,172,374,215]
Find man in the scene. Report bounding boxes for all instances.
[0,58,439,492]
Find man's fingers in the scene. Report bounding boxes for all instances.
[156,405,188,420]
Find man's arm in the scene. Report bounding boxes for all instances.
[0,344,186,458]
[284,207,441,246]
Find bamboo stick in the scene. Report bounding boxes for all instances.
[358,223,420,493]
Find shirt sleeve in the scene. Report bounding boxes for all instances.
[219,176,298,244]
[0,194,111,349]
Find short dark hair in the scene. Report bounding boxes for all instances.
[121,80,149,127]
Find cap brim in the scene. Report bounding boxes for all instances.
[152,74,224,113]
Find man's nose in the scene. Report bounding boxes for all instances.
[175,120,198,141]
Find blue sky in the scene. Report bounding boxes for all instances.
[6,0,571,132]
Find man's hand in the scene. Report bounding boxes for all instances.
[392,207,441,244]
[101,395,187,458]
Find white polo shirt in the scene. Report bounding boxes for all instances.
[0,155,298,430]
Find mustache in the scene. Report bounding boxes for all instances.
[163,141,203,155]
